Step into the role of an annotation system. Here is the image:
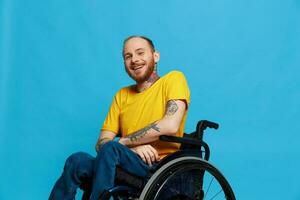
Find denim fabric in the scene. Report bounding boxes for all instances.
[49,141,151,200]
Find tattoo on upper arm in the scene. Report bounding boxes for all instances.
[166,100,179,116]
[127,123,160,142]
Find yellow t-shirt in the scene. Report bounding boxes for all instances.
[101,70,190,158]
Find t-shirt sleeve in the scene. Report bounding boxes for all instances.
[165,71,190,107]
[101,93,121,134]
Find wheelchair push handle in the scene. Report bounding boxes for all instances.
[197,120,219,131]
[196,120,219,141]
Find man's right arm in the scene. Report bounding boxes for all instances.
[95,130,116,152]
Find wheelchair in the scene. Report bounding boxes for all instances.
[83,120,236,200]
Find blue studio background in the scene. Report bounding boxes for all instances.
[1,0,299,199]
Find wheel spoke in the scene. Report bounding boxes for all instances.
[204,176,215,199]
[208,189,222,200]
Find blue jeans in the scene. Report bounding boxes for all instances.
[49,141,151,200]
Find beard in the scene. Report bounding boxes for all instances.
[125,58,155,83]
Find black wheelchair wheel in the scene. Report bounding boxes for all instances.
[139,156,235,200]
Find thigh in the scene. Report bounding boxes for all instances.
[98,141,151,177]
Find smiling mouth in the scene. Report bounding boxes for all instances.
[133,65,144,72]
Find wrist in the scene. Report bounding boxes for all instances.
[119,137,129,146]
[118,137,124,145]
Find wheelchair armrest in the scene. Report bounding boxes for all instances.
[159,135,210,160]
[159,135,202,147]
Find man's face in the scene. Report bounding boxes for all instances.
[123,37,160,83]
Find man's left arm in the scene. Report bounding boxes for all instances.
[119,99,186,147]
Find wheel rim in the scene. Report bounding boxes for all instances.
[139,157,235,200]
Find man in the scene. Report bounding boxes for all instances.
[49,35,190,200]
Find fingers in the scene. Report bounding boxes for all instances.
[137,149,147,164]
[132,145,160,166]
[142,150,153,166]
[148,145,160,162]
[131,147,146,163]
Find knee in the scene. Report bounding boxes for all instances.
[64,152,91,170]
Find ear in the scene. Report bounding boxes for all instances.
[153,51,160,63]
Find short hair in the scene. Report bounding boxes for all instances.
[123,35,155,52]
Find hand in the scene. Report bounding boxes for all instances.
[131,145,160,166]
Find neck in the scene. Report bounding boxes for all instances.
[136,71,160,92]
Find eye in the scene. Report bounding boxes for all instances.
[124,55,132,60]
[137,51,144,56]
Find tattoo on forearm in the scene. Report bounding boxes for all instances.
[127,123,160,142]
[97,138,111,150]
[166,100,178,116]
[99,138,111,145]
[97,138,112,147]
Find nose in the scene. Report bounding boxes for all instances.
[131,54,139,63]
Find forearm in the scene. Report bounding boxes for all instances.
[95,130,116,152]
[119,118,178,147]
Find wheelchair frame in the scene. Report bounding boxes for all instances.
[93,120,236,200]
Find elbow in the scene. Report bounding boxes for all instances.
[165,122,180,136]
